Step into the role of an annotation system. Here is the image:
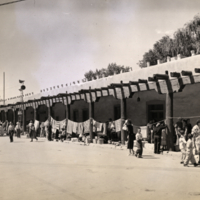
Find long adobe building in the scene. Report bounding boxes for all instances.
[1,53,200,150]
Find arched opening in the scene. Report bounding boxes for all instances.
[70,100,89,122]
[37,105,48,122]
[94,96,121,122]
[52,102,66,121]
[7,109,14,123]
[1,111,5,122]
[15,109,19,124]
[25,107,34,125]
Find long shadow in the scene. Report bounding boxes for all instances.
[0,0,25,7]
[13,141,25,143]
[141,155,159,159]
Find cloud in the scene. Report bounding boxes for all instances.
[155,29,174,35]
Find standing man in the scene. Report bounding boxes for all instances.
[153,121,166,154]
[30,123,38,142]
[15,122,21,138]
[8,122,15,143]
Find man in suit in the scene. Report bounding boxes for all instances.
[153,121,166,154]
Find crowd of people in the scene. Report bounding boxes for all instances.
[1,117,200,166]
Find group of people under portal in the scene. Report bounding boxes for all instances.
[176,118,200,167]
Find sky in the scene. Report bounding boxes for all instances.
[0,0,200,101]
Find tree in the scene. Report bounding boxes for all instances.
[138,14,200,68]
[84,63,131,80]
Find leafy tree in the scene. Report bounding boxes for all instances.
[138,14,200,68]
[84,63,131,81]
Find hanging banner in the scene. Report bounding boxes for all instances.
[130,85,138,93]
[115,87,123,99]
[182,76,191,85]
[67,96,71,104]
[96,90,102,97]
[76,94,80,100]
[148,82,158,92]
[91,92,96,102]
[80,93,85,101]
[62,96,67,105]
[86,93,91,102]
[123,86,130,98]
[102,89,108,96]
[108,88,115,97]
[171,78,180,92]
[71,94,76,101]
[139,84,147,91]
[159,80,168,94]
[194,75,200,83]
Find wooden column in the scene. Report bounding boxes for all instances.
[65,104,70,129]
[48,106,51,121]
[33,108,37,121]
[121,98,126,145]
[89,101,94,142]
[4,110,7,121]
[166,92,174,151]
[13,109,16,125]
[22,106,26,133]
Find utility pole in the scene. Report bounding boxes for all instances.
[3,72,5,105]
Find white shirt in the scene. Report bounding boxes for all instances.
[136,133,143,141]
[192,125,200,144]
[186,139,194,152]
[179,136,186,150]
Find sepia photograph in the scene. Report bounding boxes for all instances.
[0,0,200,199]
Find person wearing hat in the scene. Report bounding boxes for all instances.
[29,123,38,142]
[153,121,166,154]
[126,119,135,156]
[8,122,15,142]
[191,119,200,164]
[15,122,22,138]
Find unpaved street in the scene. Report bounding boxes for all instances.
[0,136,200,200]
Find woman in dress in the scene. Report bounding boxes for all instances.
[191,120,200,164]
[126,119,135,156]
[8,122,15,142]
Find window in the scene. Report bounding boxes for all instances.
[148,103,164,122]
[73,110,79,122]
[82,109,89,121]
[114,104,121,120]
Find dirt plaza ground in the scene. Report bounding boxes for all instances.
[0,136,200,200]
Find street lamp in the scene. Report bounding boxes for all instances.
[18,80,26,132]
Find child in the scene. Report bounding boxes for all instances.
[135,128,143,158]
[179,132,187,164]
[184,134,198,167]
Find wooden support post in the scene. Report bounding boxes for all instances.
[89,103,94,142]
[22,106,26,133]
[13,109,15,125]
[48,106,51,121]
[166,92,174,151]
[89,87,94,142]
[121,98,126,145]
[120,81,126,145]
[4,110,7,121]
[34,108,37,121]
[65,104,70,129]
